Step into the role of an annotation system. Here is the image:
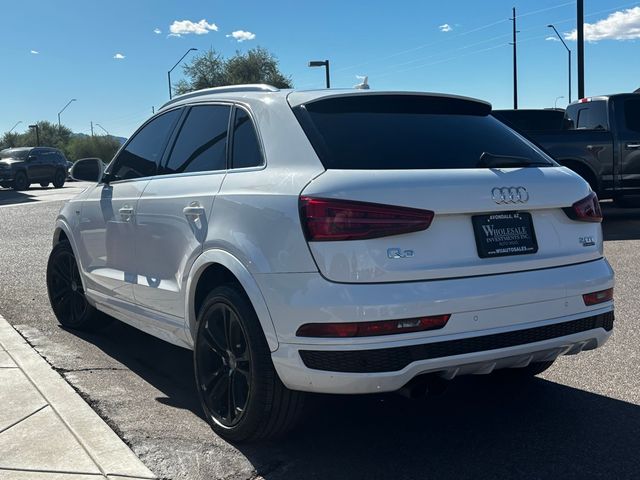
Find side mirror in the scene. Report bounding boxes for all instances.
[71,158,104,183]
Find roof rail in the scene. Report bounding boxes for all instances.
[160,84,280,109]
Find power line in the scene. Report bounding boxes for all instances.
[331,1,576,76]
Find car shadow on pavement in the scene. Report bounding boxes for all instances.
[68,319,640,480]
[0,188,39,206]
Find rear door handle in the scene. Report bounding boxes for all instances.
[183,202,206,220]
[119,206,134,221]
[626,143,640,149]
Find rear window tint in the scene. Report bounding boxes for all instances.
[293,95,553,170]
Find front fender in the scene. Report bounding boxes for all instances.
[185,249,279,352]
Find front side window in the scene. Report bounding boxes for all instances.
[163,105,230,174]
[232,108,263,168]
[110,109,181,181]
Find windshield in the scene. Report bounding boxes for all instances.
[293,95,555,170]
[0,149,29,160]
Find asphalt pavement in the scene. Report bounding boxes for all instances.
[0,185,638,479]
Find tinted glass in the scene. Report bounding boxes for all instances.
[164,105,230,174]
[0,149,29,160]
[232,108,263,168]
[575,101,608,130]
[111,109,181,180]
[492,110,564,132]
[295,95,552,170]
[624,98,640,133]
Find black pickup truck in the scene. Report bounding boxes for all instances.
[0,147,68,190]
[493,93,640,205]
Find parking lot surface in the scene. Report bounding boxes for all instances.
[0,186,638,479]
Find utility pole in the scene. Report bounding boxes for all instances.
[28,124,40,146]
[577,0,585,99]
[90,121,94,137]
[510,7,519,109]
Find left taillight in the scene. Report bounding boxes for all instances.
[299,196,434,241]
[564,192,603,223]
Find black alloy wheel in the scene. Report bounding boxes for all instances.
[196,302,251,428]
[46,241,110,331]
[194,285,305,442]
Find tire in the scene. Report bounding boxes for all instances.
[46,240,111,331]
[13,171,29,191]
[40,182,49,188]
[497,360,555,380]
[0,182,11,189]
[52,169,65,188]
[194,285,305,442]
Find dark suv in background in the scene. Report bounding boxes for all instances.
[0,147,68,190]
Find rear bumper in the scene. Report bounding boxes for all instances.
[255,258,615,394]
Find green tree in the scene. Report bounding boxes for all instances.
[66,135,121,162]
[173,47,292,96]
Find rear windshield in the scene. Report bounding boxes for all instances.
[293,95,554,170]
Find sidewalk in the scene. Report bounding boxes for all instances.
[0,315,156,480]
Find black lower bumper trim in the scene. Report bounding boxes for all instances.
[299,312,614,373]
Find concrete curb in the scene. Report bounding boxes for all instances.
[0,314,156,479]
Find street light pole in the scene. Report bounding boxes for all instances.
[8,121,22,134]
[308,60,330,88]
[168,48,198,99]
[95,123,110,136]
[554,96,565,109]
[57,99,77,129]
[547,24,572,103]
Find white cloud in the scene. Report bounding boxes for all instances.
[565,6,640,41]
[439,23,452,32]
[226,30,256,42]
[169,19,218,36]
[113,53,125,60]
[545,36,560,42]
[30,50,39,54]
[153,27,162,34]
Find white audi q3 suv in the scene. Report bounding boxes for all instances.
[47,85,615,442]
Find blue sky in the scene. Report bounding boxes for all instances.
[1,0,638,138]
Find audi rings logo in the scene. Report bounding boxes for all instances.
[491,186,529,204]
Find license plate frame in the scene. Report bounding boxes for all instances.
[472,212,538,259]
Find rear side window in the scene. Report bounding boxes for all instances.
[163,105,230,174]
[575,101,608,130]
[231,108,263,169]
[294,95,553,170]
[624,98,640,133]
[111,109,181,180]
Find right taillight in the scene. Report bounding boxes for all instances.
[563,192,603,223]
[299,196,434,241]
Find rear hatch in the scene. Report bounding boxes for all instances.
[291,92,603,283]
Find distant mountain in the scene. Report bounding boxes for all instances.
[70,132,127,145]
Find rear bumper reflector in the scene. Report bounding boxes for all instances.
[299,312,614,373]
[583,288,614,306]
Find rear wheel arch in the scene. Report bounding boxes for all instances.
[187,250,279,351]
